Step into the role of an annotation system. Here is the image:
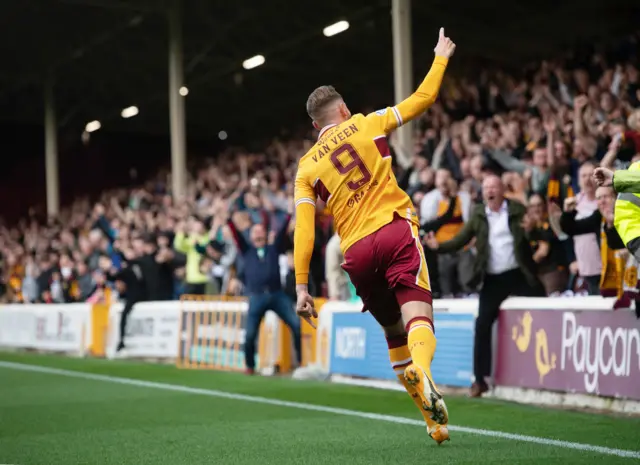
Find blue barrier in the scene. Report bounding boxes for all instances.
[330,311,474,387]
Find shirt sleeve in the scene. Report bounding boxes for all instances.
[293,169,316,285]
[365,56,449,135]
[613,169,640,194]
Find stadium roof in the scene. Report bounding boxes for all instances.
[2,0,639,142]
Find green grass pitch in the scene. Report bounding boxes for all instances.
[0,351,638,465]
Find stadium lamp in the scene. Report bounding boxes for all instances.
[121,106,139,118]
[323,20,349,37]
[85,120,101,133]
[179,86,189,96]
[243,55,265,70]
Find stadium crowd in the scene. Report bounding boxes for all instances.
[1,33,639,306]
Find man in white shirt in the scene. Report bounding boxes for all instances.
[425,175,544,397]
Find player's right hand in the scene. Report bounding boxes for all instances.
[296,289,317,329]
[434,27,456,59]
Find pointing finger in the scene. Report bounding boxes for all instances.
[439,27,445,38]
[303,315,316,330]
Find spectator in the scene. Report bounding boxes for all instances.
[226,201,302,375]
[420,168,474,297]
[424,175,545,398]
[101,254,146,353]
[75,260,95,301]
[21,258,39,303]
[139,233,186,301]
[559,186,626,297]
[525,193,569,294]
[173,217,211,295]
[565,162,602,295]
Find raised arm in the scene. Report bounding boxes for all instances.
[173,224,191,254]
[599,135,623,170]
[365,28,456,134]
[94,214,116,243]
[273,196,294,253]
[226,216,251,254]
[544,120,557,170]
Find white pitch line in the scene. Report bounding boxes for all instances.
[1,361,639,459]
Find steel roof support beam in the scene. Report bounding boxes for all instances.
[168,0,187,200]
[391,0,413,169]
[44,74,60,218]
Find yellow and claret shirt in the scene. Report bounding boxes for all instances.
[294,56,449,284]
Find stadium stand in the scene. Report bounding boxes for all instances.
[0,33,639,306]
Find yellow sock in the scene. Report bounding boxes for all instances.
[387,335,436,428]
[406,317,437,381]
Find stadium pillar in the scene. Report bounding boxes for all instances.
[168,0,187,200]
[391,0,413,169]
[44,76,60,218]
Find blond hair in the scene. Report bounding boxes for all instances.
[306,85,342,122]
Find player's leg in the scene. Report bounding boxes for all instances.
[397,288,449,438]
[382,286,449,444]
[381,218,449,442]
[343,230,448,444]
[380,315,441,430]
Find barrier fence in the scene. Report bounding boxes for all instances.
[178,296,247,371]
[1,295,638,406]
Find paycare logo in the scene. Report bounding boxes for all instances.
[561,312,640,394]
[511,311,556,383]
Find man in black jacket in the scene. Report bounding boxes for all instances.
[100,253,146,352]
[137,233,185,301]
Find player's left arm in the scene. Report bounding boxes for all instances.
[393,56,448,127]
[365,28,455,134]
[293,171,316,288]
